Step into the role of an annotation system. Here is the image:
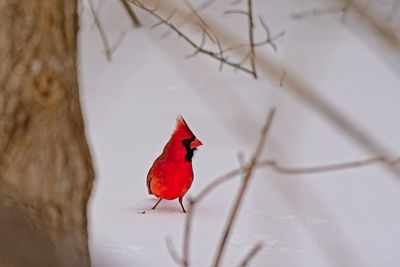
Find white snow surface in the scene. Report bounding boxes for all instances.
[79,1,400,267]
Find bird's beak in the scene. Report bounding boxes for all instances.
[190,138,203,149]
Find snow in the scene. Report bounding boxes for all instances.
[79,1,400,266]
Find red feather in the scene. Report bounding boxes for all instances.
[146,116,202,212]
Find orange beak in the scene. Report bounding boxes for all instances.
[190,138,203,149]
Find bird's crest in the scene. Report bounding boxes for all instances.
[174,115,195,138]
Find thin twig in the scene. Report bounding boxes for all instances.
[88,0,112,61]
[292,6,344,19]
[194,169,243,203]
[246,0,257,78]
[200,0,217,10]
[280,70,286,87]
[224,9,248,16]
[259,157,400,175]
[256,17,285,52]
[152,9,177,29]
[237,242,263,267]
[185,32,206,59]
[194,156,400,205]
[109,30,127,53]
[161,0,217,39]
[119,0,141,27]
[182,0,218,43]
[212,108,276,267]
[230,0,244,5]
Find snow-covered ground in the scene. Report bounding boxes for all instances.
[79,1,400,266]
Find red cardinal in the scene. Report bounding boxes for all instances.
[147,116,203,212]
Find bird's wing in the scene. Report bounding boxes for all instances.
[147,177,153,195]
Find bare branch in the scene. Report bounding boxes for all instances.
[194,156,400,206]
[161,0,217,39]
[212,108,276,267]
[246,0,257,78]
[292,6,344,20]
[230,0,244,5]
[151,9,177,29]
[280,70,286,87]
[185,32,206,59]
[182,0,218,43]
[88,0,112,61]
[110,30,127,53]
[224,9,248,16]
[256,17,285,52]
[237,242,263,267]
[199,0,217,10]
[259,157,400,175]
[130,0,256,76]
[119,0,141,27]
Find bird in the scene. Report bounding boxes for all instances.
[146,116,203,213]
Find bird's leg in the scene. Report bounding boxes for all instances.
[178,197,186,213]
[152,198,162,210]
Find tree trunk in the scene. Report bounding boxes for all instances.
[0,1,94,266]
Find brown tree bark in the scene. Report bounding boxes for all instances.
[0,1,94,266]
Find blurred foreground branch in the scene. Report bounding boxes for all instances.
[88,0,126,61]
[212,108,276,267]
[119,0,141,27]
[293,0,400,63]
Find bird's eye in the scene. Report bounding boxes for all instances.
[182,136,196,162]
[182,136,196,148]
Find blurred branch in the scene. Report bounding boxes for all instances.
[344,0,400,51]
[260,156,400,175]
[212,108,276,267]
[88,0,127,60]
[292,6,344,20]
[88,0,112,61]
[237,242,263,267]
[279,70,286,87]
[119,0,141,27]
[292,0,400,59]
[182,0,218,43]
[387,0,400,21]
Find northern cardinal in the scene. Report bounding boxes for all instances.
[146,116,203,213]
